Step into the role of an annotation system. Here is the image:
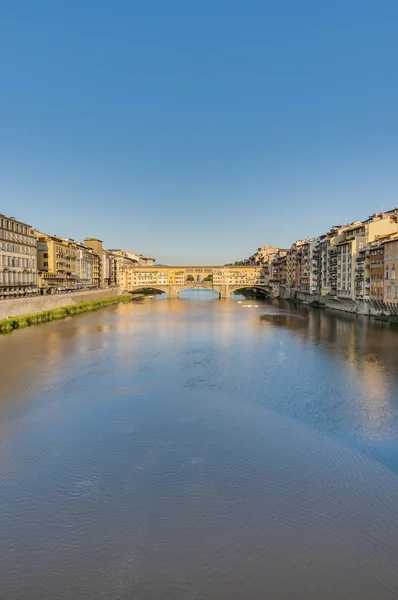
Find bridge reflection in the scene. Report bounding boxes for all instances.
[126,284,270,300]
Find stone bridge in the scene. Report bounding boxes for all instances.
[119,265,270,299]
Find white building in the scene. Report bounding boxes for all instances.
[0,214,38,298]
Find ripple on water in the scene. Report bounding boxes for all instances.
[1,299,398,599]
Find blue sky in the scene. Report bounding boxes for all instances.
[1,1,397,264]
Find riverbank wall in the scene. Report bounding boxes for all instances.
[0,288,123,320]
[278,287,398,317]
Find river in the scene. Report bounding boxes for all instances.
[1,291,398,599]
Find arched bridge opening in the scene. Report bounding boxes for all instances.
[124,284,271,300]
[229,285,271,299]
[125,286,169,297]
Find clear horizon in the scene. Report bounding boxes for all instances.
[1,1,397,264]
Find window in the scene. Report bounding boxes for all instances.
[44,253,48,258]
[386,285,392,299]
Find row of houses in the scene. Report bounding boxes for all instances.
[249,208,398,305]
[0,212,155,298]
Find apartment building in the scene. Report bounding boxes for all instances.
[300,238,319,294]
[313,237,324,293]
[119,267,166,289]
[322,211,398,300]
[286,247,295,289]
[84,238,103,288]
[369,239,385,301]
[249,246,278,268]
[383,235,398,303]
[318,236,329,295]
[35,232,78,292]
[318,225,346,296]
[0,214,38,297]
[270,249,288,284]
[123,251,156,266]
[103,251,118,287]
[106,250,140,285]
[75,242,97,289]
[286,240,304,290]
[354,244,369,300]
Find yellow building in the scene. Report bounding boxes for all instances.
[119,265,267,298]
[35,232,78,292]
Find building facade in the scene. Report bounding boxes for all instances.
[383,235,398,304]
[300,238,319,293]
[106,250,140,285]
[0,214,38,297]
[124,251,156,266]
[76,242,97,289]
[249,245,278,267]
[320,212,398,300]
[270,249,288,284]
[369,240,384,301]
[102,251,118,287]
[35,232,78,292]
[84,238,103,288]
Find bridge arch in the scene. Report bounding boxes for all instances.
[228,285,271,298]
[124,285,169,296]
[123,283,271,299]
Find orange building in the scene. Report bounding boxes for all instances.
[383,235,398,303]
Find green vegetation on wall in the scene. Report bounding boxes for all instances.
[0,295,132,335]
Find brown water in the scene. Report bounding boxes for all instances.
[1,291,398,599]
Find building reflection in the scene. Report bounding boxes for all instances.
[259,301,396,440]
[1,294,397,450]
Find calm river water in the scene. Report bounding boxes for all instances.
[1,291,398,599]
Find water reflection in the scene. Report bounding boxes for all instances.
[259,301,398,453]
[1,294,398,599]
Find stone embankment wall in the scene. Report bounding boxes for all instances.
[278,287,398,317]
[0,288,122,320]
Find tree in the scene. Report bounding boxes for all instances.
[203,274,213,282]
